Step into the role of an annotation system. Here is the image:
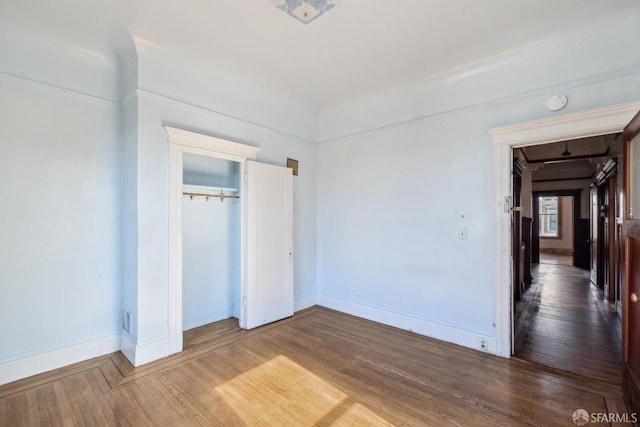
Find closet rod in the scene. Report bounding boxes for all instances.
[183,192,239,200]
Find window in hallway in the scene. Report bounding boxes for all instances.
[539,196,559,238]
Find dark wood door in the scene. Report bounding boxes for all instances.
[622,111,640,412]
[591,187,598,285]
[532,196,540,264]
[603,183,611,296]
[607,176,618,302]
[512,171,522,301]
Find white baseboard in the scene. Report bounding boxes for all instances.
[120,332,136,365]
[130,337,170,367]
[317,294,496,355]
[0,333,121,386]
[294,294,317,312]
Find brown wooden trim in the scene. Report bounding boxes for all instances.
[532,176,593,183]
[624,112,640,220]
[528,153,609,164]
[624,362,640,414]
[624,132,632,221]
[624,112,640,141]
[626,221,640,239]
[622,113,640,415]
[607,176,617,301]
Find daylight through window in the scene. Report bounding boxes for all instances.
[539,196,559,238]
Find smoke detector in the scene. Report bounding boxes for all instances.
[546,95,568,112]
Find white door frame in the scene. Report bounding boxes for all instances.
[165,127,260,355]
[487,100,640,358]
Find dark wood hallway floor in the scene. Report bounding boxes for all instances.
[514,258,622,385]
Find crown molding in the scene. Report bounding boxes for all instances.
[487,100,640,147]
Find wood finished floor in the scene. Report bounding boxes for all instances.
[1,307,629,426]
[514,259,622,385]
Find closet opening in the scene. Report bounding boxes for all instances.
[166,126,293,356]
[181,153,242,345]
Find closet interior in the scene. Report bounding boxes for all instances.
[182,152,241,333]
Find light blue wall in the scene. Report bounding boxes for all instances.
[0,70,121,362]
[183,153,241,189]
[316,70,640,343]
[182,197,240,329]
[317,109,494,335]
[182,154,241,329]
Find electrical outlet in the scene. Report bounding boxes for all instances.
[480,338,488,351]
[122,310,132,334]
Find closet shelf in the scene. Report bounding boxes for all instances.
[183,184,239,200]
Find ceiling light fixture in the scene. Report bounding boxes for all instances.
[561,141,572,157]
[273,0,336,24]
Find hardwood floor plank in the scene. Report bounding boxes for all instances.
[514,260,622,385]
[0,306,632,426]
[157,363,243,426]
[3,390,40,426]
[35,384,64,427]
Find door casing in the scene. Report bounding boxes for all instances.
[487,100,640,358]
[166,127,260,355]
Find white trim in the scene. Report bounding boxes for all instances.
[294,294,317,312]
[0,71,119,105]
[487,101,640,147]
[165,127,260,358]
[167,144,183,356]
[0,333,120,386]
[165,127,261,159]
[317,294,494,353]
[487,101,640,358]
[120,332,136,365]
[133,338,170,367]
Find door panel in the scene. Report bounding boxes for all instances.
[627,229,640,373]
[591,187,598,285]
[242,160,294,330]
[532,196,540,264]
[622,111,640,413]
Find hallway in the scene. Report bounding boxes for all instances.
[514,258,622,384]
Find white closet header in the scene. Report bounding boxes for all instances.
[165,127,261,160]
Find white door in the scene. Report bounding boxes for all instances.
[241,160,293,329]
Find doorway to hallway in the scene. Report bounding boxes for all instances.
[513,254,621,384]
[511,133,622,384]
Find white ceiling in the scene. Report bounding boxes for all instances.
[2,0,639,110]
